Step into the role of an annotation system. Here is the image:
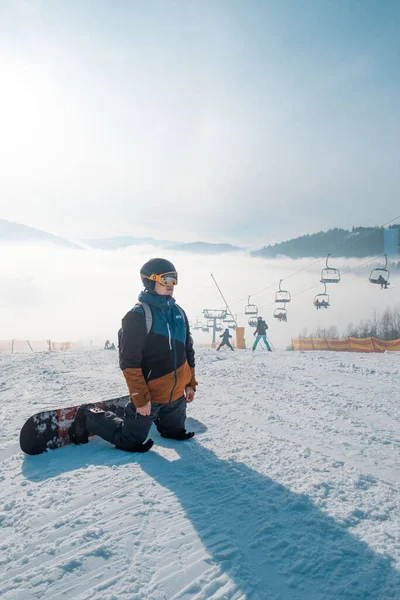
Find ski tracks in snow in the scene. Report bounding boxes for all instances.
[0,348,399,599]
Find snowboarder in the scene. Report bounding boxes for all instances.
[252,317,272,352]
[217,328,234,351]
[69,258,198,452]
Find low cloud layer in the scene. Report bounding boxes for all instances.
[2,245,398,349]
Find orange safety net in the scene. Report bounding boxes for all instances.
[292,337,400,353]
[0,340,72,354]
[195,344,216,349]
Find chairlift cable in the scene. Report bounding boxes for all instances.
[257,252,391,310]
[210,274,238,326]
[341,255,386,276]
[230,212,400,309]
[230,257,325,308]
[328,214,400,257]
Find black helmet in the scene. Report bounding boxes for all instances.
[257,316,262,320]
[140,258,177,291]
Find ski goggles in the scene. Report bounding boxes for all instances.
[144,271,178,286]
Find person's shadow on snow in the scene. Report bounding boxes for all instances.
[22,419,399,599]
[140,436,399,599]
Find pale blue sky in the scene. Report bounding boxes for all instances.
[1,0,399,245]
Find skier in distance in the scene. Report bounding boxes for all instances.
[252,316,272,352]
[217,328,234,351]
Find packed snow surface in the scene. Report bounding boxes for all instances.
[0,348,399,599]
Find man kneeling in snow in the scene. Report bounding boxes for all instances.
[69,258,198,452]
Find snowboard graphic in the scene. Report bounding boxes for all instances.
[20,395,130,456]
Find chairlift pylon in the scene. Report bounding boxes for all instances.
[320,254,340,284]
[193,318,202,331]
[314,283,330,309]
[275,280,291,303]
[245,296,258,316]
[369,254,390,289]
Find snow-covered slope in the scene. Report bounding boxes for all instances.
[1,349,399,599]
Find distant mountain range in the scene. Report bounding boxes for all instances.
[0,219,82,249]
[1,220,243,254]
[5,219,398,259]
[251,226,400,259]
[83,237,242,254]
[174,242,242,254]
[81,236,182,250]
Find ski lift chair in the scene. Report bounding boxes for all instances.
[273,307,288,322]
[320,254,341,283]
[245,296,258,316]
[369,254,390,288]
[201,326,210,333]
[314,283,330,309]
[248,317,258,327]
[275,280,291,303]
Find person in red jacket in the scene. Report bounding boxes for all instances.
[69,258,197,452]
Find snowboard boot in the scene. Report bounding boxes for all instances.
[161,429,195,441]
[68,404,94,444]
[116,439,154,453]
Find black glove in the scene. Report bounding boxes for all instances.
[116,439,154,453]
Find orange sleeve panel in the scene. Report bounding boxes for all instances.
[123,368,152,408]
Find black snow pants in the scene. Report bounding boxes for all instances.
[217,340,233,350]
[85,396,187,450]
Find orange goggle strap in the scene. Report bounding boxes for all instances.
[142,271,178,285]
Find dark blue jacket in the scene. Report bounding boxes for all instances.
[255,320,268,336]
[220,330,232,342]
[119,292,196,407]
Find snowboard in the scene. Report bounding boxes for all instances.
[20,395,130,456]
